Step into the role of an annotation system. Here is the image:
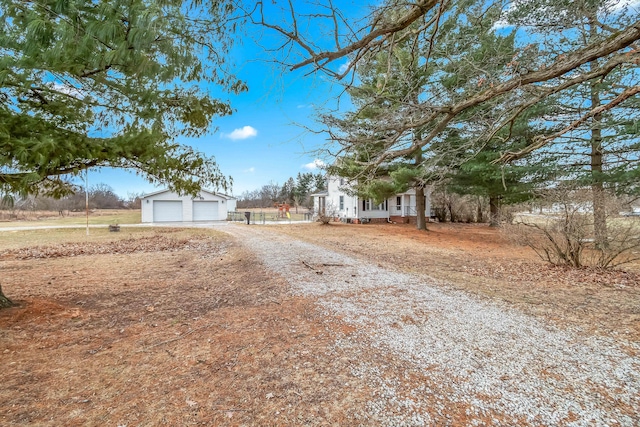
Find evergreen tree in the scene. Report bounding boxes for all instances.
[0,0,245,308]
[502,0,640,246]
[446,122,556,225]
[0,0,245,198]
[279,177,296,203]
[326,0,521,229]
[253,0,639,171]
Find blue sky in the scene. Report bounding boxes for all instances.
[88,0,639,198]
[90,52,338,198]
[88,2,371,198]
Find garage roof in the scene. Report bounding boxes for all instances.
[141,189,235,200]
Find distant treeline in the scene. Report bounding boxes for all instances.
[1,183,142,213]
[237,172,325,210]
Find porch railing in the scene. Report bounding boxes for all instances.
[403,206,434,217]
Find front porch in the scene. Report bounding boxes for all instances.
[387,193,433,223]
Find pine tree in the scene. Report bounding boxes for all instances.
[325,0,522,229]
[0,0,245,308]
[0,0,246,198]
[503,0,640,246]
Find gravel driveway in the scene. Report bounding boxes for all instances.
[225,224,640,426]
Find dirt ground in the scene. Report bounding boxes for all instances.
[1,222,639,425]
[1,228,377,425]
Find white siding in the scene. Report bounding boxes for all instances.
[226,198,237,213]
[325,177,358,218]
[396,187,432,217]
[359,198,391,219]
[140,189,235,223]
[312,176,432,221]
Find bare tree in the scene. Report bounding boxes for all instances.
[125,192,143,209]
[507,187,640,268]
[240,0,639,170]
[89,184,124,209]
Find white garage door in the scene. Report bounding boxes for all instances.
[153,201,183,222]
[193,201,219,221]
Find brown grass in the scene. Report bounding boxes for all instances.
[1,222,639,425]
[0,228,372,426]
[0,209,140,227]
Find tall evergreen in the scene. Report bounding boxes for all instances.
[503,0,640,246]
[0,0,246,198]
[325,0,523,229]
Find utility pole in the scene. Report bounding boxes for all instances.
[85,167,89,236]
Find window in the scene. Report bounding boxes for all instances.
[363,199,387,211]
[339,178,344,186]
[339,196,344,210]
[396,196,402,212]
[376,200,388,211]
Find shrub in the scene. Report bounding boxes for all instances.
[505,189,640,268]
[313,202,338,225]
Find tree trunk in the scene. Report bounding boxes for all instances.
[489,195,501,227]
[477,197,484,223]
[416,185,427,230]
[591,147,607,248]
[589,51,608,249]
[0,284,14,309]
[412,140,427,231]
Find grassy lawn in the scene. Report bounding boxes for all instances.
[0,226,155,250]
[0,209,141,227]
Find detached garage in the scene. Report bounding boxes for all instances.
[140,189,236,223]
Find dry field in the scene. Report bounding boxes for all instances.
[1,222,639,425]
[0,209,141,227]
[0,227,372,426]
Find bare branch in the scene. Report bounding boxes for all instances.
[484,52,639,147]
[289,0,439,71]
[499,85,640,162]
[373,21,640,163]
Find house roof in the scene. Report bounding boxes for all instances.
[310,190,328,197]
[141,188,235,200]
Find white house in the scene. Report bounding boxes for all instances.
[312,176,432,224]
[140,189,236,223]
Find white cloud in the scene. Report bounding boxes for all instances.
[48,82,85,99]
[491,18,512,31]
[338,61,351,74]
[243,167,255,173]
[607,0,640,11]
[491,0,523,31]
[303,159,325,170]
[223,126,258,140]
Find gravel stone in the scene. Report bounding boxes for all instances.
[225,225,640,426]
